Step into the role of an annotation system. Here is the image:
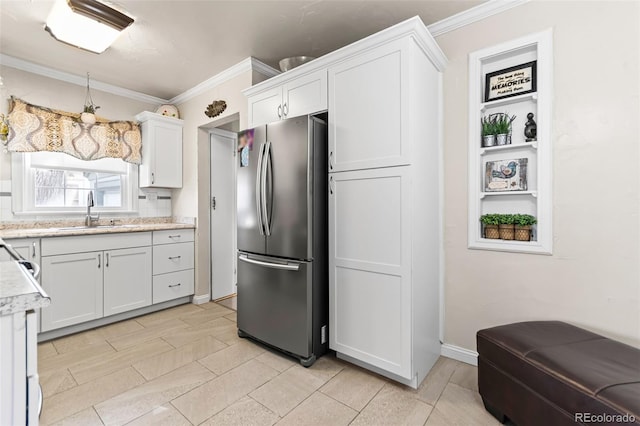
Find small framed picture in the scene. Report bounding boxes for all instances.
[485,158,528,192]
[484,61,537,102]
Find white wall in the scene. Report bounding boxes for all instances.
[0,66,173,221]
[437,0,640,351]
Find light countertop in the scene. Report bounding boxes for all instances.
[0,222,195,239]
[0,260,50,315]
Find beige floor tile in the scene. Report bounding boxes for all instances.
[200,396,278,426]
[320,366,386,411]
[426,383,499,426]
[95,362,214,426]
[449,362,479,392]
[216,329,243,346]
[224,312,237,322]
[198,339,265,375]
[39,341,116,374]
[277,391,358,426]
[179,304,235,326]
[162,317,236,348]
[302,354,346,383]
[249,364,331,417]
[215,296,237,311]
[351,383,433,426]
[49,407,103,426]
[69,338,174,384]
[415,356,460,406]
[106,318,189,351]
[40,368,78,398]
[133,335,227,380]
[135,303,204,328]
[38,342,58,360]
[124,404,191,426]
[40,367,145,425]
[197,301,229,310]
[172,359,279,425]
[255,350,296,373]
[52,320,144,354]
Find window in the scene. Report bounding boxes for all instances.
[12,152,138,214]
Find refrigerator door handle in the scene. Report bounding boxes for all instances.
[261,141,272,236]
[255,142,266,236]
[238,254,300,271]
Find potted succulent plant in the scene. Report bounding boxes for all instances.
[513,214,537,241]
[498,213,515,240]
[481,116,496,147]
[494,113,516,145]
[480,213,501,239]
[80,103,100,124]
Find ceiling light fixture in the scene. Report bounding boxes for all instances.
[44,0,134,54]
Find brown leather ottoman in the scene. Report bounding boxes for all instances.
[477,321,640,425]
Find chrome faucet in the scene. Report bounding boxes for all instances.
[85,190,99,227]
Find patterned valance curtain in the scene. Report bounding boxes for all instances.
[6,97,142,164]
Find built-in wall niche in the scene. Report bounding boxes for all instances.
[468,29,553,254]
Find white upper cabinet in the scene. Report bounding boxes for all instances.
[246,69,327,127]
[328,39,411,172]
[136,111,183,188]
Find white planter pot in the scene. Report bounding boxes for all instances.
[482,135,496,147]
[496,133,508,145]
[80,112,96,124]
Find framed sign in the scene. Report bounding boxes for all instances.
[484,61,537,102]
[485,158,528,192]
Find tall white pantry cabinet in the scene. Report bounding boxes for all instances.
[327,20,447,388]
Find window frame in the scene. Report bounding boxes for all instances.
[11,152,139,216]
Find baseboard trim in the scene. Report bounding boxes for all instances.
[192,294,211,305]
[441,343,478,366]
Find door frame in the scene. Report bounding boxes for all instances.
[209,127,238,300]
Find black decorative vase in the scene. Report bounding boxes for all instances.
[524,112,537,142]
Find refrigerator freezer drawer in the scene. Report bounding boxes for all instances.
[237,253,312,358]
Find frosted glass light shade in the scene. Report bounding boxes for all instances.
[45,0,133,54]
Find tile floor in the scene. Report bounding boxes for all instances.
[38,301,500,425]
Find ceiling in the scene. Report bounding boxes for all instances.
[0,0,484,101]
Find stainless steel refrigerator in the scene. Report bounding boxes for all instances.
[236,115,328,367]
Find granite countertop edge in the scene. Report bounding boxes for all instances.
[0,222,196,239]
[0,262,51,316]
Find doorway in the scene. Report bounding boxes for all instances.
[210,128,237,301]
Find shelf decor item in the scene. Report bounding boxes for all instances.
[481,115,496,147]
[156,104,180,118]
[484,61,537,102]
[204,100,227,118]
[485,158,528,192]
[492,113,517,145]
[524,112,537,141]
[480,214,501,239]
[81,72,100,124]
[498,214,515,240]
[514,214,537,241]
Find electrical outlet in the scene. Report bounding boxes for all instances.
[321,325,327,344]
[147,192,158,201]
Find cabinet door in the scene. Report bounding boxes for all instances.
[248,86,283,128]
[103,247,152,317]
[283,69,327,119]
[41,252,103,332]
[151,122,183,188]
[328,167,412,379]
[328,39,412,172]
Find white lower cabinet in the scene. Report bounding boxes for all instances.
[152,229,195,305]
[153,269,194,304]
[103,247,152,317]
[41,251,103,332]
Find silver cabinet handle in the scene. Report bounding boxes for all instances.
[168,235,181,240]
[277,104,282,118]
[329,176,334,195]
[168,255,182,260]
[283,103,288,117]
[105,253,109,267]
[32,242,36,258]
[168,283,181,288]
[239,255,300,271]
[329,151,334,170]
[255,142,266,236]
[97,253,101,268]
[151,172,155,184]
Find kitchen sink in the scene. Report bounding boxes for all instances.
[48,224,139,231]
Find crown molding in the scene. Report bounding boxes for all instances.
[0,54,168,105]
[169,57,279,105]
[427,0,530,37]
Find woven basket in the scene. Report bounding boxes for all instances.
[499,224,515,240]
[514,225,531,241]
[484,225,500,239]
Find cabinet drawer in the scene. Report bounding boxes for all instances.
[42,232,152,256]
[153,242,194,275]
[153,270,194,304]
[152,229,194,245]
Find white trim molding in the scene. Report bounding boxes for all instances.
[191,294,211,305]
[441,343,479,366]
[427,0,530,37]
[169,57,279,105]
[0,54,168,105]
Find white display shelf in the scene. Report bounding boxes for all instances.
[480,92,537,112]
[480,142,538,155]
[468,29,553,255]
